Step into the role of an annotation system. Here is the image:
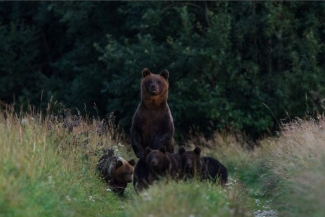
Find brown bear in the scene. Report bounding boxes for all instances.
[96,151,136,196]
[201,156,228,186]
[132,146,180,193]
[178,146,203,179]
[130,68,175,159]
[145,146,180,179]
[178,146,228,186]
[132,157,156,193]
[133,146,180,193]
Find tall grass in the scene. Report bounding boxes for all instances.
[0,104,133,217]
[197,118,325,216]
[182,118,325,216]
[1,102,324,217]
[261,119,325,216]
[123,179,249,217]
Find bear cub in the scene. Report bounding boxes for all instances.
[133,146,180,193]
[130,68,175,158]
[96,150,135,196]
[145,146,180,179]
[178,146,228,186]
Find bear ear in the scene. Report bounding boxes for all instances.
[178,146,186,155]
[128,159,136,166]
[145,147,152,156]
[116,159,123,168]
[142,68,151,78]
[159,146,166,154]
[193,147,201,156]
[160,70,169,80]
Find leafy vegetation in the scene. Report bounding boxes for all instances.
[1,2,325,139]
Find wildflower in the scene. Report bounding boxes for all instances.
[89,196,95,202]
[142,192,152,201]
[21,118,29,125]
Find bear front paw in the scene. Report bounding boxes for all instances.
[136,150,145,159]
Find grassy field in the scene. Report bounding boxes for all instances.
[1,104,324,217]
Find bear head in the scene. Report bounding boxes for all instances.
[111,157,136,183]
[178,146,203,179]
[141,68,169,106]
[145,146,170,175]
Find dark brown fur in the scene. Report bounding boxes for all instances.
[201,156,228,186]
[178,146,203,180]
[178,146,228,186]
[96,154,135,196]
[132,157,156,193]
[132,146,180,194]
[145,146,180,179]
[131,68,174,158]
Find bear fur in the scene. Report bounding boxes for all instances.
[178,146,203,179]
[201,156,228,186]
[178,146,228,186]
[96,152,136,196]
[132,146,180,193]
[145,146,180,179]
[130,68,175,158]
[132,157,157,193]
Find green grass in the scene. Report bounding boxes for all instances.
[122,179,249,217]
[0,106,132,217]
[183,119,325,217]
[1,104,325,217]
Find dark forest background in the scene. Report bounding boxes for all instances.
[1,1,325,141]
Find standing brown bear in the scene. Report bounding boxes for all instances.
[130,68,175,158]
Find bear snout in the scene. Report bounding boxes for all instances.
[185,160,192,169]
[149,85,158,94]
[149,159,158,167]
[125,174,133,183]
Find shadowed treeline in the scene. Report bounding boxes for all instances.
[1,1,325,140]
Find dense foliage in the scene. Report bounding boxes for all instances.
[1,1,325,139]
